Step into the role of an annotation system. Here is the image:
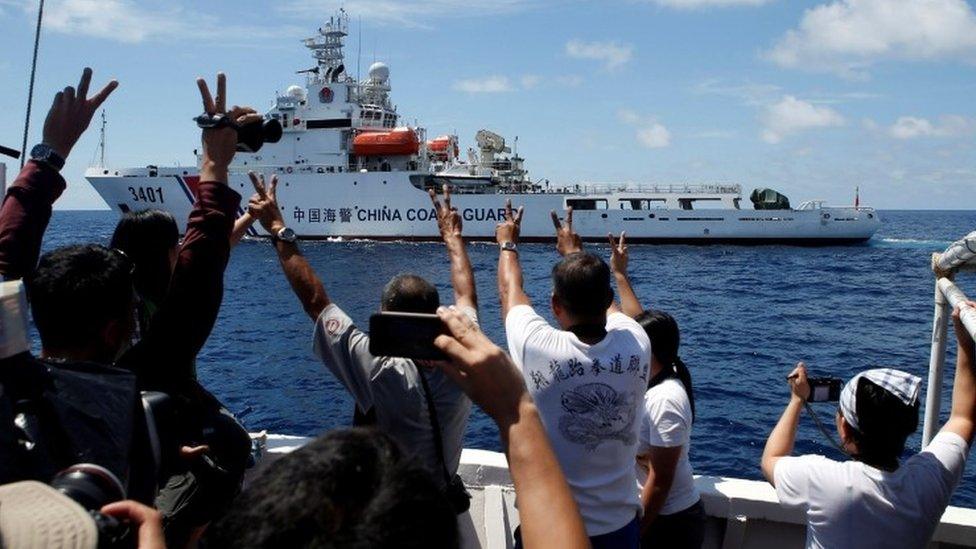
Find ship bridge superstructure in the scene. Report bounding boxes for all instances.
[226,9,419,175]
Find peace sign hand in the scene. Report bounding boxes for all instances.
[551,207,582,256]
[42,67,118,160]
[197,73,261,183]
[429,184,463,241]
[495,199,524,244]
[247,172,284,233]
[608,232,628,274]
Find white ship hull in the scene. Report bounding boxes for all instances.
[87,167,881,244]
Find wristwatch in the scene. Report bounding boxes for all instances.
[499,241,518,254]
[272,226,297,243]
[30,144,65,171]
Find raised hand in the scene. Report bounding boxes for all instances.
[551,207,582,256]
[496,199,524,244]
[429,184,462,241]
[787,362,811,402]
[608,232,628,274]
[247,172,284,233]
[433,306,529,423]
[42,67,118,160]
[196,73,261,183]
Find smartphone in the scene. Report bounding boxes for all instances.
[807,377,843,403]
[369,312,447,360]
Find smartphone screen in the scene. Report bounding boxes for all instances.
[369,312,447,360]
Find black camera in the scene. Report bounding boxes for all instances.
[808,377,843,403]
[194,113,283,153]
[52,464,135,549]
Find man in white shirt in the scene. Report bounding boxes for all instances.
[761,301,976,549]
[249,182,477,491]
[496,204,651,549]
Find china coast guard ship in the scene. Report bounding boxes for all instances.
[85,12,880,244]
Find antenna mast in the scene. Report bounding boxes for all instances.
[357,16,362,82]
[99,110,106,167]
[20,0,45,168]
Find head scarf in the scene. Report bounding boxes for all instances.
[839,368,921,431]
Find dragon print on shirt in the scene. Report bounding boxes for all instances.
[558,382,638,450]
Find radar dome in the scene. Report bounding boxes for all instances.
[368,62,390,83]
[287,85,307,100]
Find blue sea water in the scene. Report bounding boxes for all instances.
[42,209,976,508]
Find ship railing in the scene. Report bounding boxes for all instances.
[552,183,742,196]
[922,230,976,446]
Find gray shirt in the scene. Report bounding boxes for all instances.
[312,304,474,482]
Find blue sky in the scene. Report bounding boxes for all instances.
[0,0,973,209]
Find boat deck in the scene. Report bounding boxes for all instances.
[258,434,976,548]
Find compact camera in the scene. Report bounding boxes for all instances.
[807,377,843,403]
[194,113,283,153]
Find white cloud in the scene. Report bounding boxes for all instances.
[636,124,672,148]
[888,115,976,139]
[760,95,845,144]
[693,79,782,106]
[618,110,672,148]
[8,0,301,43]
[452,76,513,93]
[520,74,542,89]
[556,74,584,87]
[281,0,537,28]
[766,0,976,78]
[650,0,773,8]
[566,39,633,70]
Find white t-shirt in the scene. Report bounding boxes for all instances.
[506,305,651,536]
[635,377,700,516]
[312,304,474,484]
[774,431,970,549]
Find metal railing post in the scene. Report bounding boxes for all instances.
[922,275,951,447]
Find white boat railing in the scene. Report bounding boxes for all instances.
[558,183,742,196]
[922,233,976,446]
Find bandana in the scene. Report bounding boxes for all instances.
[839,368,921,431]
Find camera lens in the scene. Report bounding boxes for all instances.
[51,463,126,512]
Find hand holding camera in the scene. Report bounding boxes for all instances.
[787,363,811,402]
[195,73,269,183]
[100,501,164,549]
[432,306,530,426]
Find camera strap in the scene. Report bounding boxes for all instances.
[414,363,453,488]
[803,401,849,457]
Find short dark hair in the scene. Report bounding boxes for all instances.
[381,274,440,314]
[26,245,134,352]
[207,428,458,548]
[551,252,613,319]
[110,209,179,305]
[848,377,920,470]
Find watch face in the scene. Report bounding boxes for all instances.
[279,228,297,242]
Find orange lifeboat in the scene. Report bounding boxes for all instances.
[353,128,420,156]
[427,135,460,160]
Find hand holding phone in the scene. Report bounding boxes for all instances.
[369,312,447,360]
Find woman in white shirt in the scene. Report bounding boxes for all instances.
[608,234,705,548]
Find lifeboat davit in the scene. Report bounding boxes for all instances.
[353,128,420,156]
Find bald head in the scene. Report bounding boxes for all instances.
[381,274,440,314]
